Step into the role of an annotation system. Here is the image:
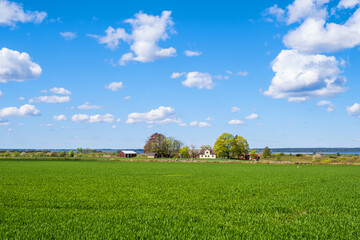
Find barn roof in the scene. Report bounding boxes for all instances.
[120,151,137,154]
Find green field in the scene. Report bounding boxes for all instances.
[1,160,359,239]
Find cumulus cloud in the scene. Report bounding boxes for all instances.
[29,96,70,104]
[42,87,71,95]
[0,47,42,83]
[71,113,115,123]
[184,50,202,57]
[89,11,176,65]
[286,0,329,25]
[264,50,346,102]
[264,4,286,22]
[246,113,259,120]
[78,102,103,110]
[123,96,131,100]
[126,106,183,125]
[0,90,3,97]
[338,0,360,8]
[317,100,334,112]
[88,26,130,50]
[231,107,241,112]
[105,81,124,91]
[0,0,47,27]
[189,121,211,127]
[346,103,360,116]
[40,123,54,127]
[228,119,245,125]
[170,72,185,79]
[53,114,67,121]
[0,104,40,118]
[181,72,214,89]
[60,32,77,40]
[18,96,24,100]
[284,10,360,53]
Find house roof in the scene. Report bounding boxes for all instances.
[198,149,216,155]
[120,151,137,154]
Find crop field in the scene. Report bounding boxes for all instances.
[1,160,360,239]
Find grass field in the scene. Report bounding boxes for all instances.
[1,160,360,239]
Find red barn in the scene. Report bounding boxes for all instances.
[117,151,137,158]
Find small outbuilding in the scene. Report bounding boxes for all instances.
[147,153,158,158]
[197,149,217,159]
[117,151,137,158]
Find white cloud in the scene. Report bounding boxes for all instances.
[40,123,54,127]
[112,125,117,129]
[0,47,42,83]
[90,11,176,64]
[338,0,360,8]
[53,114,67,121]
[317,100,334,112]
[71,114,89,122]
[170,72,185,79]
[264,4,286,22]
[228,119,245,125]
[29,95,70,104]
[116,118,121,122]
[42,87,71,95]
[71,113,115,123]
[286,0,329,25]
[189,121,211,127]
[238,71,248,76]
[50,87,71,95]
[246,113,259,120]
[284,11,360,53]
[346,103,360,116]
[78,102,103,110]
[60,32,77,40]
[231,107,241,112]
[0,104,40,118]
[184,50,202,57]
[126,106,183,125]
[181,72,214,89]
[88,26,130,50]
[0,0,47,27]
[206,117,214,121]
[0,90,3,97]
[123,96,131,100]
[264,50,346,102]
[105,82,124,91]
[18,96,24,100]
[88,114,114,123]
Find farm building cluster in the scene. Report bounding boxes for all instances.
[117,149,260,160]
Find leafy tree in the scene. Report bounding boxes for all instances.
[262,146,272,158]
[214,133,249,159]
[179,146,190,158]
[200,145,212,150]
[144,133,167,157]
[4,151,10,157]
[190,145,198,158]
[58,151,66,157]
[76,148,83,153]
[250,150,258,159]
[230,135,249,158]
[214,133,234,158]
[12,151,20,157]
[69,150,74,157]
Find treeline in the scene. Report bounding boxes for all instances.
[143,132,253,159]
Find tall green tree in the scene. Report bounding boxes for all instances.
[200,145,212,150]
[179,146,190,158]
[214,133,249,159]
[214,133,234,158]
[262,146,271,158]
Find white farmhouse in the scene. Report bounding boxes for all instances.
[197,149,217,159]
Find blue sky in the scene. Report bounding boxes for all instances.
[1,0,360,149]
